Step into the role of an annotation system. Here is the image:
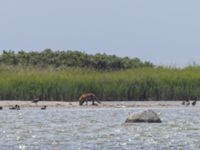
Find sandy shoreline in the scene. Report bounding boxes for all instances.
[0,100,197,109]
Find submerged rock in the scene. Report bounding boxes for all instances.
[125,110,161,123]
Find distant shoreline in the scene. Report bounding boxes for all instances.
[0,101,197,109]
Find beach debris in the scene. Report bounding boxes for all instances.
[125,110,162,123]
[9,105,20,110]
[41,105,47,110]
[121,105,126,108]
[79,93,101,106]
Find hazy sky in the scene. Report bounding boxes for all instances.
[1,0,200,66]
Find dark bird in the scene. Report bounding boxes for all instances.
[41,105,47,110]
[182,101,185,105]
[0,106,3,110]
[15,105,20,110]
[192,100,197,106]
[32,98,40,104]
[185,101,190,106]
[32,94,43,104]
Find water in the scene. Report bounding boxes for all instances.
[0,108,200,150]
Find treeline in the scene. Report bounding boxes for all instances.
[0,66,200,101]
[0,49,154,70]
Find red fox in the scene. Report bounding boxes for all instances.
[79,93,101,105]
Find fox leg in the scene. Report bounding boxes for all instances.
[96,99,101,104]
[92,99,95,105]
[95,96,101,104]
[86,99,88,105]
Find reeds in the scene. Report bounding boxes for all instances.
[0,65,200,101]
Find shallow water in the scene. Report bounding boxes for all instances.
[0,108,200,150]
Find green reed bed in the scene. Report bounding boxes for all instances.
[0,66,200,101]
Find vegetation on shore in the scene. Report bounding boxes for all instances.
[0,49,153,70]
[0,64,199,101]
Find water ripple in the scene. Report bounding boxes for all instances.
[0,108,199,149]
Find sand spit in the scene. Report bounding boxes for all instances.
[0,100,197,109]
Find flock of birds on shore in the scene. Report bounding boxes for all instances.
[0,98,47,110]
[181,99,197,106]
[0,97,198,110]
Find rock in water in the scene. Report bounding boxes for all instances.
[125,110,161,123]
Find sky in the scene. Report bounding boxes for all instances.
[1,0,200,66]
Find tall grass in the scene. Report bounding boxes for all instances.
[0,65,200,101]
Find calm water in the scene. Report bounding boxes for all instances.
[0,107,200,150]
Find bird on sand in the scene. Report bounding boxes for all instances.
[192,100,197,106]
[41,105,47,110]
[32,98,40,104]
